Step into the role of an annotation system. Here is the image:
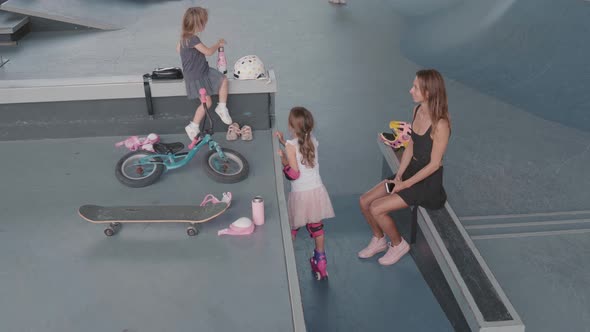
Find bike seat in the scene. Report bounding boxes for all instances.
[153,142,184,154]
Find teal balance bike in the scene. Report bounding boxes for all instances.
[115,89,249,188]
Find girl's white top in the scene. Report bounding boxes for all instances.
[286,136,323,192]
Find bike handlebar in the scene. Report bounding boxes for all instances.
[188,137,200,149]
[199,88,207,104]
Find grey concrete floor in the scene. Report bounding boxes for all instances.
[1,0,590,331]
[0,133,296,332]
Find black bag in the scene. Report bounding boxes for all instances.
[150,67,183,80]
[143,67,184,118]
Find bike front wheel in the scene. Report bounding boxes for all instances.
[115,150,165,188]
[203,148,249,183]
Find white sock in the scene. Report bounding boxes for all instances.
[217,102,227,108]
[189,121,199,130]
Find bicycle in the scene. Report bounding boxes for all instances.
[115,88,249,188]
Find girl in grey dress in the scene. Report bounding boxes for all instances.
[177,7,233,140]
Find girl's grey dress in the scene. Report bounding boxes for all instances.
[179,35,225,99]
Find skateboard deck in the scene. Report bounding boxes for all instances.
[78,203,228,236]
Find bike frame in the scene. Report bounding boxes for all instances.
[130,88,229,173]
[133,134,226,171]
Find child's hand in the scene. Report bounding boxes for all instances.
[274,131,286,145]
[217,39,226,47]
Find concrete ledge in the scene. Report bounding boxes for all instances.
[272,125,306,332]
[0,11,29,34]
[0,71,276,141]
[378,136,525,332]
[0,70,277,104]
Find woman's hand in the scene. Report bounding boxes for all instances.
[392,179,409,193]
[274,131,286,145]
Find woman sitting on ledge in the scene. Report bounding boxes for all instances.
[358,69,451,266]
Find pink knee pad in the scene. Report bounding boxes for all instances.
[291,228,298,238]
[306,222,324,238]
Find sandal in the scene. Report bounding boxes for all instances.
[200,192,233,207]
[226,123,241,141]
[221,192,232,207]
[240,125,253,141]
[200,194,221,206]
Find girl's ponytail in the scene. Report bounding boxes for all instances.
[289,107,316,168]
[299,130,316,168]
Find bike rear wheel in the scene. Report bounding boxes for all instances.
[115,150,165,188]
[203,148,249,183]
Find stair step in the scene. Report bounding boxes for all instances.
[0,11,30,44]
[466,218,590,239]
[460,210,590,226]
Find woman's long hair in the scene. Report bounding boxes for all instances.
[288,107,316,168]
[180,7,208,46]
[416,69,451,136]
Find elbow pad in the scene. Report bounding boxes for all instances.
[283,165,300,181]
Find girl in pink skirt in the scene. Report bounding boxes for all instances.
[275,107,335,280]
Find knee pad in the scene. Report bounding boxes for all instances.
[306,222,324,238]
[291,228,299,238]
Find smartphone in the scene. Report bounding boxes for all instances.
[385,182,395,193]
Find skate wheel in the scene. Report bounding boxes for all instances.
[187,226,198,236]
[111,222,121,228]
[315,272,321,280]
[104,228,115,237]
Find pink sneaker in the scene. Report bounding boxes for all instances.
[357,236,387,258]
[378,239,410,266]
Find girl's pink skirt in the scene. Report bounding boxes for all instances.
[288,185,335,229]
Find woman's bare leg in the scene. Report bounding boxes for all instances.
[359,180,390,237]
[368,194,409,245]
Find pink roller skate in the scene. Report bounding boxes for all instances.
[310,249,328,280]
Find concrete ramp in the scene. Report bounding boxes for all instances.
[398,0,590,132]
[0,11,29,45]
[0,0,149,30]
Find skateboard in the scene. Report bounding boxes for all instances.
[78,203,229,237]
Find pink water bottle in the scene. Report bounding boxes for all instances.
[252,196,265,226]
[217,47,227,74]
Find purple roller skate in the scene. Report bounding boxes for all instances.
[310,249,328,280]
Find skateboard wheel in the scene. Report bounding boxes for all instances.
[112,222,121,228]
[187,226,198,236]
[104,228,115,237]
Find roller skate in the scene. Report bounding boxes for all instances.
[310,249,328,280]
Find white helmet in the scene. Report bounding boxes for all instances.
[233,55,267,80]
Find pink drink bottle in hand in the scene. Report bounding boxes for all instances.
[252,196,264,226]
[217,47,227,74]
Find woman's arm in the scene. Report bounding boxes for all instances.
[394,119,450,192]
[390,105,418,181]
[195,38,225,56]
[395,139,413,180]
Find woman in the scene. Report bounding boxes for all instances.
[358,69,451,266]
